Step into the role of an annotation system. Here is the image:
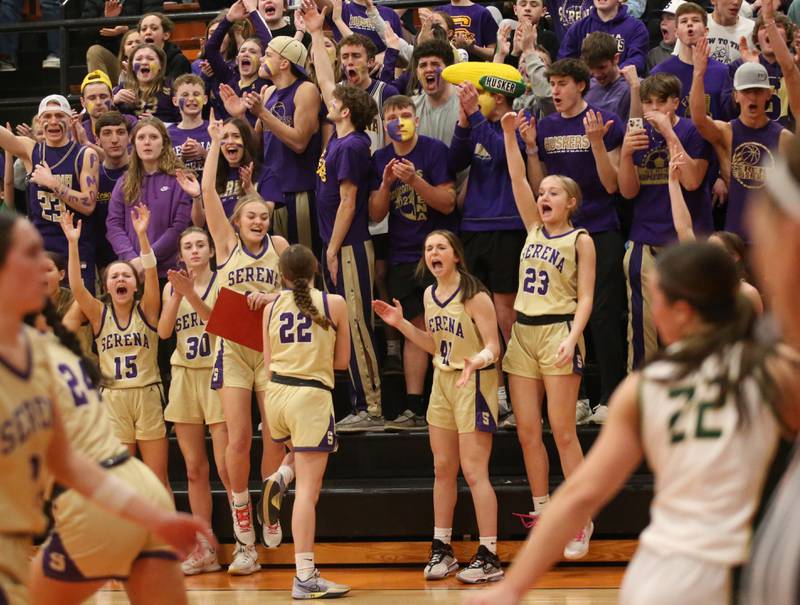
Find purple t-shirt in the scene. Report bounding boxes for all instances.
[327,2,403,53]
[316,131,372,245]
[629,118,712,245]
[94,163,129,262]
[438,3,498,55]
[651,56,732,121]
[536,104,624,233]
[370,135,455,264]
[584,76,631,123]
[106,171,192,276]
[545,0,591,43]
[168,122,211,176]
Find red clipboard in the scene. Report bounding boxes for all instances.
[205,287,264,352]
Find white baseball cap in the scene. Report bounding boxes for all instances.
[37,94,72,118]
[734,62,771,91]
[663,0,686,14]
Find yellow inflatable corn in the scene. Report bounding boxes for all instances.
[441,62,526,98]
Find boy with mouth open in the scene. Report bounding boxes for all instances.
[690,2,799,240]
[673,0,754,65]
[168,74,211,179]
[526,58,626,420]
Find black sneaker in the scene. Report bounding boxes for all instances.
[423,539,458,580]
[456,545,504,584]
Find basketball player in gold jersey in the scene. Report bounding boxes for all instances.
[199,111,292,573]
[61,205,170,490]
[501,111,596,558]
[158,227,231,575]
[0,212,212,605]
[262,244,352,599]
[374,230,503,584]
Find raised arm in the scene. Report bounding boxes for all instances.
[761,1,800,124]
[584,109,619,194]
[59,211,103,330]
[201,112,238,260]
[204,4,240,84]
[372,296,436,355]
[30,147,100,215]
[330,0,355,37]
[667,149,696,242]
[131,204,161,326]
[0,124,34,169]
[690,38,727,147]
[305,1,337,108]
[502,111,540,231]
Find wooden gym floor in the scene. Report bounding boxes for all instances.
[88,567,623,603]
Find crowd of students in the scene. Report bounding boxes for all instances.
[0,0,793,592]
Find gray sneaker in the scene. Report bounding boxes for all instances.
[455,545,504,584]
[423,539,458,580]
[499,413,517,430]
[589,404,609,424]
[292,569,350,599]
[576,399,592,425]
[0,59,16,72]
[42,54,60,69]
[385,409,427,431]
[335,410,384,433]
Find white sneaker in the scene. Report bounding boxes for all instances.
[0,59,16,72]
[181,545,221,575]
[589,404,609,424]
[42,54,60,69]
[499,413,517,430]
[563,522,593,560]
[228,543,260,575]
[576,399,592,425]
[259,473,286,549]
[232,500,257,546]
[423,539,458,580]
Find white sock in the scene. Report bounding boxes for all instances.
[433,527,452,544]
[277,464,295,485]
[498,386,507,402]
[533,494,550,513]
[479,536,497,554]
[295,552,315,581]
[386,339,401,357]
[232,490,250,507]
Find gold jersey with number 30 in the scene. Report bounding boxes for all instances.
[425,284,485,372]
[167,274,219,370]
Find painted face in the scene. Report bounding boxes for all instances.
[179,232,213,268]
[260,0,285,23]
[259,47,281,79]
[123,32,142,60]
[549,75,583,113]
[132,48,161,84]
[424,233,458,277]
[139,15,167,47]
[676,13,707,46]
[82,83,113,119]
[236,201,270,246]
[0,221,51,316]
[588,59,618,88]
[514,0,544,24]
[339,44,371,86]
[174,83,206,116]
[42,256,63,298]
[38,108,70,144]
[642,95,680,117]
[478,92,497,118]
[536,176,576,226]
[660,13,678,45]
[105,261,138,305]
[221,123,245,165]
[384,106,417,142]
[134,124,164,163]
[97,124,130,160]
[416,56,446,97]
[238,39,262,78]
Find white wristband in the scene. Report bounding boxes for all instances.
[476,348,495,368]
[89,474,136,514]
[140,250,157,269]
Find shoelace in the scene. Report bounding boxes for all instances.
[267,523,280,533]
[234,505,253,531]
[428,547,449,565]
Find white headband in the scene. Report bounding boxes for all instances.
[764,157,800,221]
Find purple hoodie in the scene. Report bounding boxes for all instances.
[106,171,192,276]
[558,5,649,75]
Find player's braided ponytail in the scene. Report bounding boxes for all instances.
[279,244,330,329]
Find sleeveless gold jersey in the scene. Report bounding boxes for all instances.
[425,284,486,372]
[95,303,160,388]
[266,289,337,388]
[514,225,588,316]
[0,327,55,534]
[167,274,219,369]
[46,338,125,464]
[218,235,281,296]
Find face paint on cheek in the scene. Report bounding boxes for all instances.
[132,62,143,74]
[178,98,186,111]
[387,117,416,142]
[478,92,496,118]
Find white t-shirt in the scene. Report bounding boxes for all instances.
[673,15,755,65]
